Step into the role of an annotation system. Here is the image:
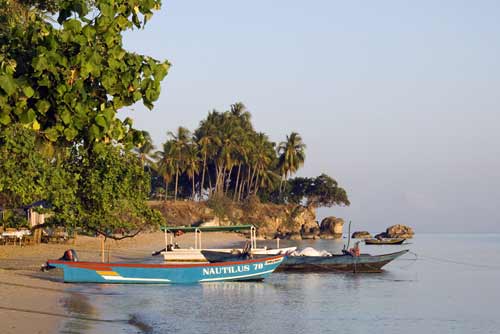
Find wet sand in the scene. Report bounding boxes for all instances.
[0,231,245,333]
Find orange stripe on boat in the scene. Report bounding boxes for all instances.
[96,271,119,276]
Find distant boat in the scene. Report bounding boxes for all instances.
[202,250,409,273]
[364,238,406,245]
[46,255,285,284]
[160,225,296,262]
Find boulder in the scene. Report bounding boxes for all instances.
[319,216,344,239]
[287,205,316,234]
[300,220,320,239]
[352,231,372,239]
[385,224,414,238]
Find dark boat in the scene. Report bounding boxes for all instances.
[364,238,406,245]
[201,249,409,273]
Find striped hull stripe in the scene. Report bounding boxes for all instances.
[101,276,171,282]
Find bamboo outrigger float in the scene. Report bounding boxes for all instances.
[160,225,296,262]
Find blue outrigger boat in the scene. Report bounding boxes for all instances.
[46,255,285,284]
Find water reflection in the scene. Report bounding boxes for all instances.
[60,235,500,334]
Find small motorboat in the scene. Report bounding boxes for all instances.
[202,249,409,273]
[364,238,406,245]
[44,250,285,284]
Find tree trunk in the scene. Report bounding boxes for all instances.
[200,151,207,199]
[192,175,195,200]
[249,165,258,195]
[254,172,261,195]
[208,167,213,196]
[245,167,252,198]
[233,163,242,201]
[174,164,179,202]
[225,166,233,195]
[164,178,169,202]
[214,164,220,194]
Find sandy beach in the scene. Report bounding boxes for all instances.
[0,231,245,333]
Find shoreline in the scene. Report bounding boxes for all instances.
[0,231,246,333]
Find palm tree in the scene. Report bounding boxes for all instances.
[135,130,155,168]
[196,133,220,198]
[167,127,191,201]
[277,132,306,195]
[156,141,175,201]
[184,143,200,199]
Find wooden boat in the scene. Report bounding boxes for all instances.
[160,225,296,262]
[202,249,409,273]
[46,255,285,284]
[364,238,406,245]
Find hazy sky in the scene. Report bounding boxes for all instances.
[121,1,500,233]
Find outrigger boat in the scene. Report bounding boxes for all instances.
[364,238,406,245]
[201,249,409,273]
[45,250,285,284]
[160,225,296,262]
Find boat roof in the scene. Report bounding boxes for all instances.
[161,224,254,233]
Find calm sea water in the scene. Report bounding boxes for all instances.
[60,234,500,334]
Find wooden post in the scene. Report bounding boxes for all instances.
[107,243,111,263]
[100,235,105,263]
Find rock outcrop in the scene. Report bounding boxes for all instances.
[300,220,320,239]
[375,224,414,239]
[319,216,344,239]
[351,231,372,239]
[149,200,320,240]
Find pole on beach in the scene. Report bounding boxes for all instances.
[100,235,105,263]
[107,242,111,263]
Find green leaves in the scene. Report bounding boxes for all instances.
[0,0,169,147]
[0,1,167,235]
[0,75,16,96]
[45,127,60,142]
[22,86,35,98]
[36,100,51,114]
[19,109,36,124]
[63,19,82,33]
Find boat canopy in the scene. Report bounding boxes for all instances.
[161,224,254,233]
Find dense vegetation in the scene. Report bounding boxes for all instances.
[0,0,167,236]
[144,103,350,208]
[0,1,349,235]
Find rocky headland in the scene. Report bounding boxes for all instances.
[149,200,346,240]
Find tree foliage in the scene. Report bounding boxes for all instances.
[287,174,350,208]
[69,144,163,235]
[0,1,169,236]
[150,102,349,209]
[0,124,76,209]
[0,0,170,147]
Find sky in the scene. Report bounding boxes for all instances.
[120,1,500,233]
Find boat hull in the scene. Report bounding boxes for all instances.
[278,250,408,273]
[202,250,409,273]
[47,256,284,284]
